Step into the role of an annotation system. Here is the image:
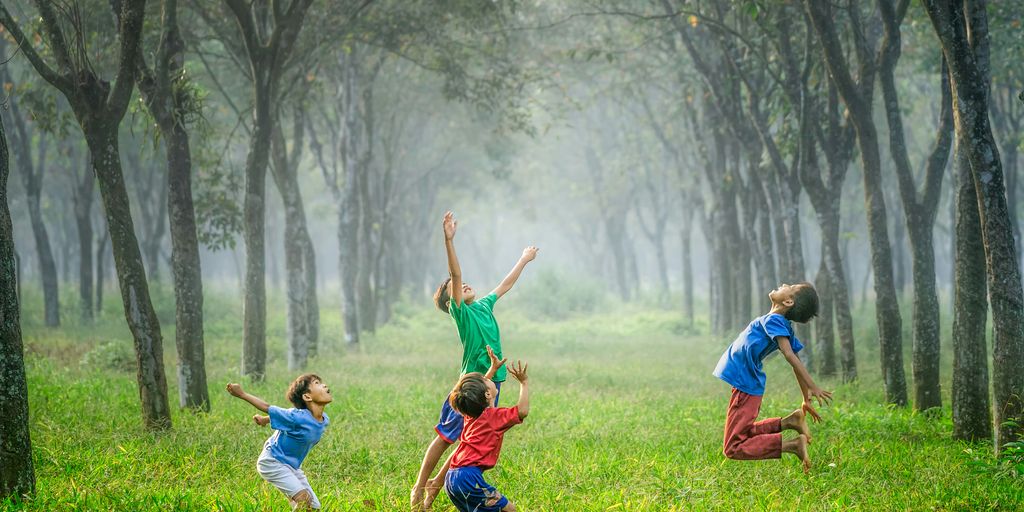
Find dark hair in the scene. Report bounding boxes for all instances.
[449,372,489,418]
[286,373,322,409]
[434,277,452,314]
[785,283,819,323]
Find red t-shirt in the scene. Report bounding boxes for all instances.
[450,406,523,470]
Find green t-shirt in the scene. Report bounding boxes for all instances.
[450,293,505,382]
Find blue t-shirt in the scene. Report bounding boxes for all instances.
[264,405,329,469]
[712,313,804,396]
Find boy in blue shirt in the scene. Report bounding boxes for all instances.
[227,374,332,510]
[713,283,832,472]
[411,211,537,510]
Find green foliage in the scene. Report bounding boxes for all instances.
[505,268,606,319]
[80,340,135,373]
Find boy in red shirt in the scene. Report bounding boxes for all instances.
[445,359,530,512]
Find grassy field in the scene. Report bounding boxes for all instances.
[4,284,1023,511]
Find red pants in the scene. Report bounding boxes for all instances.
[723,388,782,460]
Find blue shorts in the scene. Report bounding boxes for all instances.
[435,381,502,443]
[445,466,509,512]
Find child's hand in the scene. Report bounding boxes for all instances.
[486,345,507,372]
[253,414,270,427]
[507,360,529,384]
[226,383,244,397]
[521,246,539,262]
[808,387,833,406]
[443,211,457,240]
[802,401,823,423]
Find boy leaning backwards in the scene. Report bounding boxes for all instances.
[410,211,537,510]
[713,282,832,472]
[227,374,332,510]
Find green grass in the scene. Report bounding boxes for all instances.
[5,285,1023,511]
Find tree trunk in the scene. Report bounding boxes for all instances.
[96,222,110,316]
[241,77,271,379]
[73,152,95,323]
[270,125,315,370]
[680,209,694,327]
[815,248,837,377]
[88,126,172,430]
[166,123,209,410]
[339,55,362,346]
[951,140,991,441]
[0,106,35,501]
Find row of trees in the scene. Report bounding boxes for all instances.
[2,0,1023,500]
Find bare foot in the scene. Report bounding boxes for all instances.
[794,434,811,473]
[253,415,270,427]
[423,480,443,509]
[783,409,812,444]
[410,486,425,511]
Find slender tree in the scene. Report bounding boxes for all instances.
[135,0,209,410]
[878,0,954,411]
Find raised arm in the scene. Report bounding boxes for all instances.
[506,360,530,420]
[490,246,538,299]
[226,383,270,413]
[443,211,463,306]
[778,337,832,422]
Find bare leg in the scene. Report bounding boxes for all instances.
[424,450,455,509]
[411,435,453,510]
[781,409,811,443]
[501,502,517,512]
[782,434,811,473]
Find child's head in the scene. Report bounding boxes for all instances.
[286,373,332,409]
[449,372,496,418]
[433,277,476,313]
[770,282,819,323]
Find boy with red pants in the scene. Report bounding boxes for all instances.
[713,282,832,472]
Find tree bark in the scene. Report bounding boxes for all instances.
[951,138,991,441]
[0,104,35,501]
[72,151,95,323]
[339,52,363,345]
[815,247,837,377]
[270,115,317,369]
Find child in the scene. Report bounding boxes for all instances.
[411,211,537,510]
[446,359,530,512]
[226,374,332,510]
[712,282,832,472]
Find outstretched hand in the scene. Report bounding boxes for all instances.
[226,383,244,397]
[809,387,833,407]
[507,360,529,384]
[443,211,458,240]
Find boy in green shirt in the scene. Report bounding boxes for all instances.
[410,210,537,510]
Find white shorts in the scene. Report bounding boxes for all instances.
[256,449,321,509]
